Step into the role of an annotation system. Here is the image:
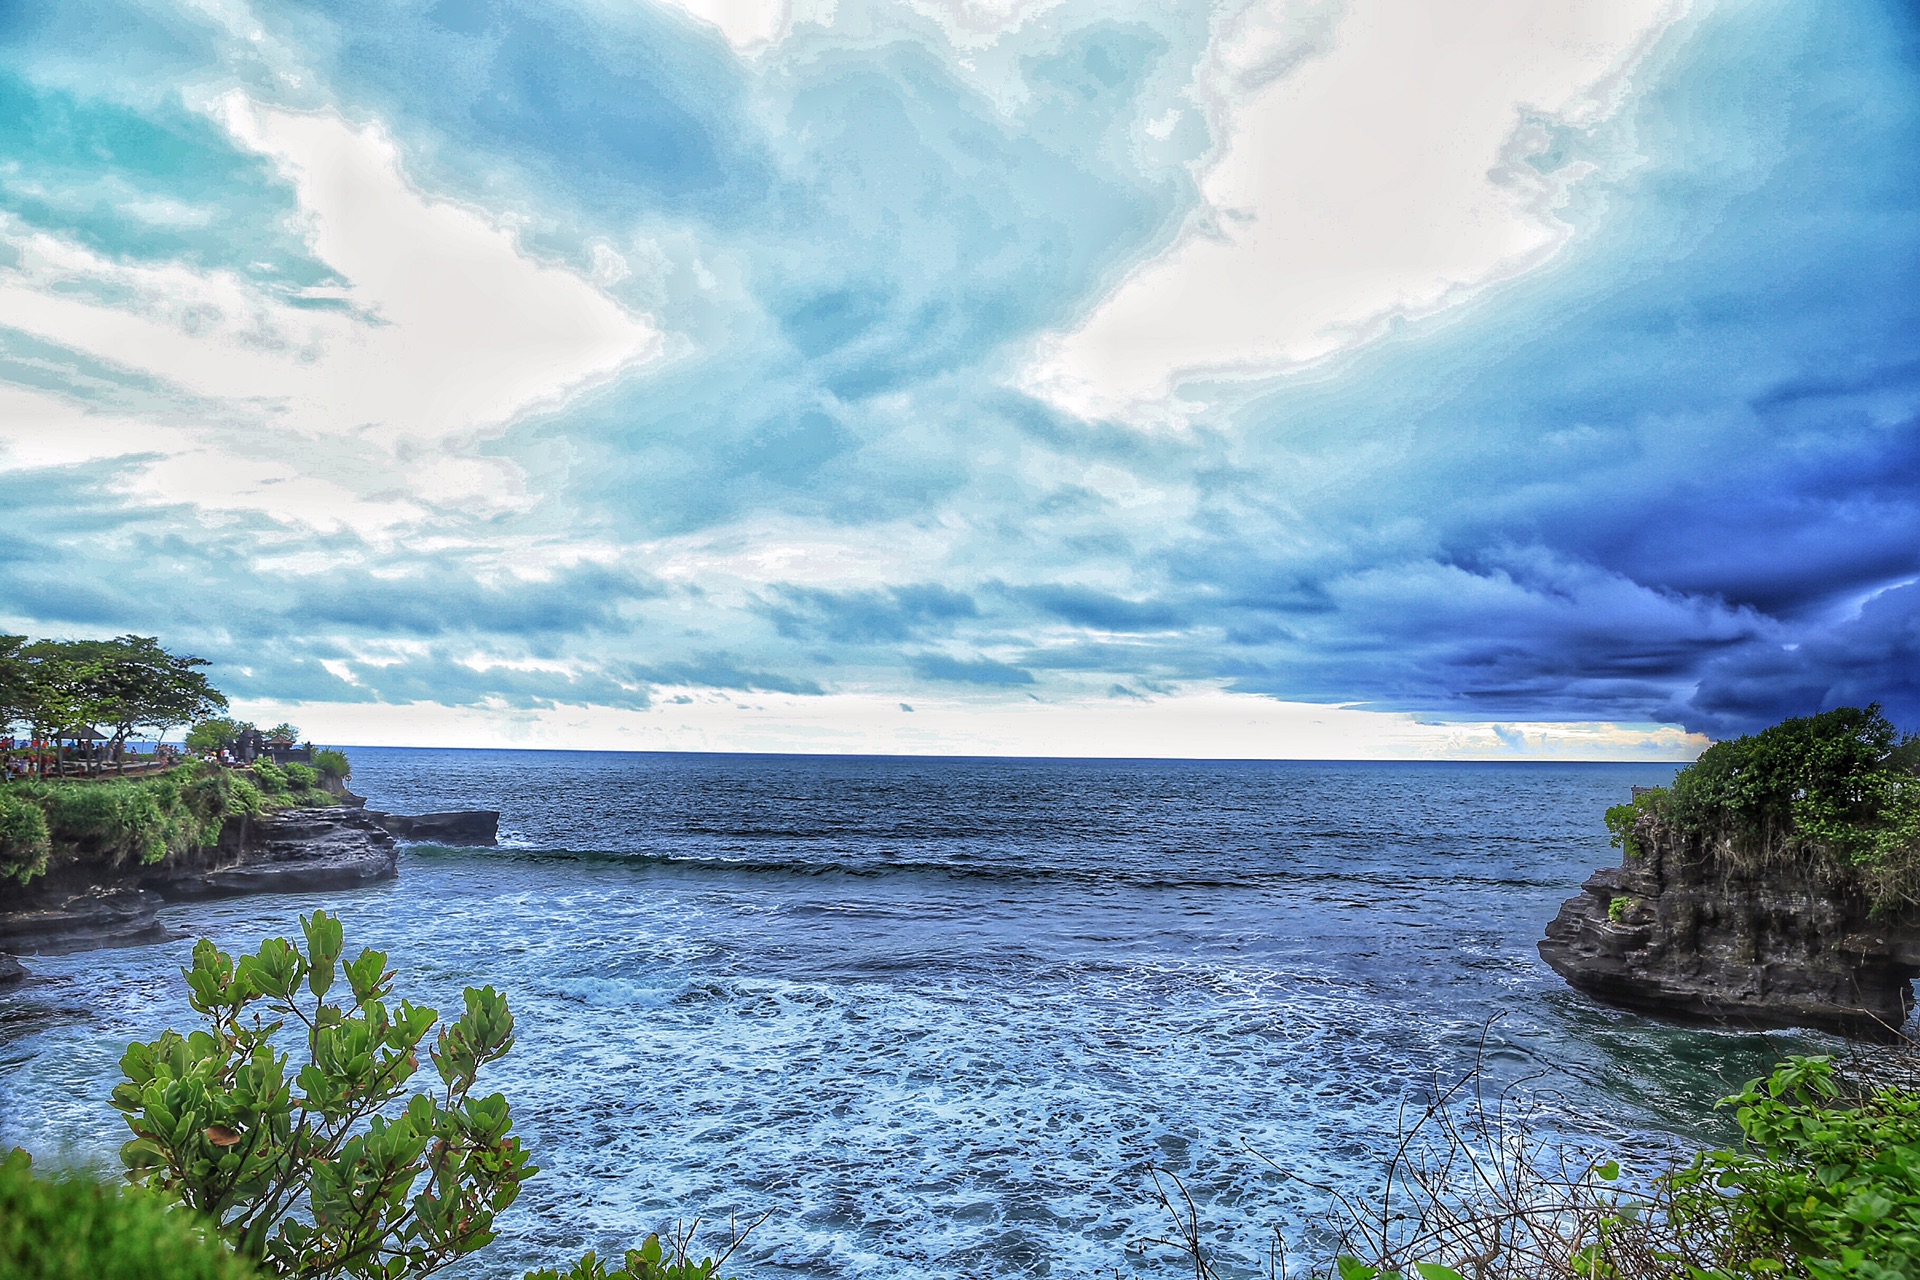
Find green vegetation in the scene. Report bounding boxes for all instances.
[113,912,537,1278]
[312,750,351,783]
[1302,1051,1920,1280]
[1,633,226,773]
[0,758,340,884]
[0,1149,255,1280]
[1608,895,1631,923]
[527,1235,738,1280]
[0,787,52,881]
[187,718,248,756]
[1605,706,1920,911]
[1663,1056,1920,1280]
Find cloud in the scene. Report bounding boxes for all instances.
[1021,0,1682,423]
[0,0,1917,756]
[909,654,1037,686]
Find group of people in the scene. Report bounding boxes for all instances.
[0,738,182,779]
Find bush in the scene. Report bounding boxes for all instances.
[0,1148,254,1280]
[0,762,256,883]
[12,765,231,870]
[0,789,52,881]
[527,1234,735,1280]
[1612,706,1920,911]
[113,911,537,1278]
[1665,1056,1920,1280]
[284,762,319,790]
[312,750,350,782]
[250,760,290,795]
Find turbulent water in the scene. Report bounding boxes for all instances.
[0,752,1847,1277]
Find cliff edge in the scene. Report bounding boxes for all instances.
[1539,816,1920,1037]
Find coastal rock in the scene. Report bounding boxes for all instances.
[1540,817,1920,1038]
[152,808,399,900]
[367,809,499,845]
[0,807,399,956]
[0,952,24,984]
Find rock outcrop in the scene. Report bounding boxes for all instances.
[366,809,498,845]
[1541,810,1920,1038]
[0,807,400,959]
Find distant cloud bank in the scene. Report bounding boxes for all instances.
[0,0,1914,756]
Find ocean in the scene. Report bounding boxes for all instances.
[0,751,1846,1277]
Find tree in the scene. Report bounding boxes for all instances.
[0,633,28,740]
[14,640,91,778]
[266,723,301,745]
[112,912,537,1279]
[187,719,251,757]
[55,636,227,769]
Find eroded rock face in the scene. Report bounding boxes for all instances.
[1540,815,1920,1039]
[366,810,498,845]
[0,807,400,960]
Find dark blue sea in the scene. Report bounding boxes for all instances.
[0,752,1846,1276]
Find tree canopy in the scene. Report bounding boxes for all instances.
[0,634,228,767]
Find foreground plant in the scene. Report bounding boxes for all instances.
[0,1148,255,1280]
[1664,1056,1920,1280]
[527,1230,742,1280]
[111,910,537,1278]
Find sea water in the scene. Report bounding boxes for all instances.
[0,753,1847,1276]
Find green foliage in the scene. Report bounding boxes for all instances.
[0,1148,256,1280]
[9,762,240,871]
[1673,706,1920,865]
[266,723,302,744]
[252,760,291,795]
[1617,707,1920,911]
[1605,792,1666,859]
[0,788,52,881]
[2,635,226,756]
[112,911,538,1279]
[1334,1263,1464,1280]
[221,773,267,819]
[285,762,320,790]
[1665,1056,1920,1280]
[189,719,252,756]
[312,750,351,782]
[526,1234,735,1280]
[1608,895,1630,923]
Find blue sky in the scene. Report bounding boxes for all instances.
[0,0,1915,757]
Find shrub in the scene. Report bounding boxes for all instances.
[1612,707,1920,912]
[1607,895,1630,923]
[0,1148,254,1280]
[284,762,320,790]
[1663,1055,1920,1280]
[0,789,52,881]
[8,764,238,871]
[526,1234,736,1280]
[312,750,350,782]
[112,911,537,1278]
[250,760,290,795]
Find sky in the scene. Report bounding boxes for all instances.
[0,0,1915,759]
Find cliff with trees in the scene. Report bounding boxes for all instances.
[1541,705,1920,1036]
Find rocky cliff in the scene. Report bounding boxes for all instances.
[0,806,400,965]
[1540,804,1920,1038]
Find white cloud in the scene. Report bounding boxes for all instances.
[0,96,661,533]
[239,685,1705,759]
[648,0,795,51]
[1022,0,1684,424]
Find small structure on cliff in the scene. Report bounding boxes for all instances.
[1541,705,1920,1039]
